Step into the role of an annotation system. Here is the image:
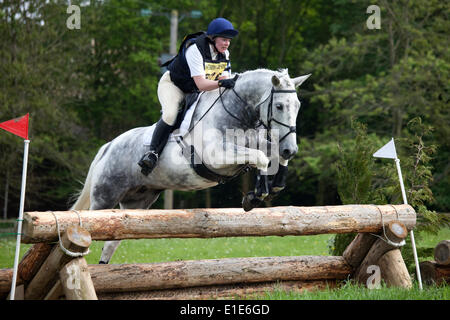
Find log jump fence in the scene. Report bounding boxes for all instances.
[419,240,450,286]
[0,204,417,300]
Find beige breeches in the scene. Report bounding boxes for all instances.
[157,71,186,126]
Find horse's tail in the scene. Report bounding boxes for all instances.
[70,142,110,210]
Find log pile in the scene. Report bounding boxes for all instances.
[3,225,97,300]
[343,220,412,288]
[419,240,450,286]
[1,204,418,300]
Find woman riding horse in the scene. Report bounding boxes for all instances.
[138,18,239,175]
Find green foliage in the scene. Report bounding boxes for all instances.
[397,118,450,273]
[335,121,374,205]
[329,120,381,255]
[330,117,450,258]
[0,0,448,215]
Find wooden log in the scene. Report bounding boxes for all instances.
[21,204,416,243]
[59,257,98,300]
[0,269,23,299]
[343,233,377,268]
[44,280,64,300]
[354,221,408,286]
[1,255,350,297]
[378,249,412,288]
[89,255,352,293]
[434,240,450,266]
[97,280,340,300]
[419,261,450,286]
[7,285,24,300]
[0,244,52,299]
[24,225,91,300]
[18,243,53,282]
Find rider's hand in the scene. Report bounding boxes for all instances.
[218,74,239,89]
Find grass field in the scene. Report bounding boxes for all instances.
[1,224,449,300]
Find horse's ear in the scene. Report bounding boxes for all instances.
[272,75,281,87]
[293,74,311,88]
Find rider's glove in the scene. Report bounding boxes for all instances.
[218,75,239,89]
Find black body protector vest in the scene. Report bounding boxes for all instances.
[165,32,231,93]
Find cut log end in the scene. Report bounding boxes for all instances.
[434,240,450,266]
[66,225,92,249]
[387,221,407,240]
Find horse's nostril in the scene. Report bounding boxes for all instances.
[282,149,292,159]
[282,147,298,159]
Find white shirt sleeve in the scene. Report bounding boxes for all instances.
[185,45,232,78]
[185,45,205,77]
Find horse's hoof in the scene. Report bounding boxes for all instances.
[242,192,263,212]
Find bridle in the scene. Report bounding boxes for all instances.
[225,85,297,142]
[186,75,298,143]
[179,75,298,184]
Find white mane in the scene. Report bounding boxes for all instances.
[237,68,294,88]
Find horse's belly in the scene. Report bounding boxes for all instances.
[147,142,218,191]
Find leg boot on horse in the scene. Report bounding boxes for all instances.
[242,164,289,211]
[242,171,269,212]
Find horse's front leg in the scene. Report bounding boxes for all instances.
[225,143,274,211]
[243,159,290,211]
[206,142,270,172]
[269,159,289,194]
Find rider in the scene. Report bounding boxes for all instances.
[138,17,239,176]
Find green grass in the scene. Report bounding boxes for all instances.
[0,233,333,268]
[85,234,334,265]
[256,281,449,300]
[1,226,449,300]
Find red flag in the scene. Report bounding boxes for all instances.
[0,113,29,140]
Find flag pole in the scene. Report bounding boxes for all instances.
[395,157,423,290]
[9,139,30,300]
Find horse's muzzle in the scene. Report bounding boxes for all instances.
[281,146,298,160]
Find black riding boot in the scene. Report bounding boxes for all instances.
[138,119,173,176]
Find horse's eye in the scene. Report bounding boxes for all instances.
[276,103,283,111]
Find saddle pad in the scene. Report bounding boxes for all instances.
[143,92,203,146]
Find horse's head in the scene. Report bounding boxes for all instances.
[257,70,311,161]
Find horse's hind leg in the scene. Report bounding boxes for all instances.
[99,189,163,264]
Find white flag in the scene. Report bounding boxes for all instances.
[373,138,397,159]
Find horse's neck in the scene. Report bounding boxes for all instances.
[191,71,273,131]
[236,73,272,105]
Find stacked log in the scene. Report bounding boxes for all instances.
[21,204,416,243]
[343,221,412,288]
[1,204,418,299]
[419,240,450,285]
[6,225,97,300]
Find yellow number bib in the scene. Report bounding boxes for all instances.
[204,61,228,80]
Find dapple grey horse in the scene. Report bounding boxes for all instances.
[70,68,310,263]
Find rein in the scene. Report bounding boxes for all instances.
[178,77,297,184]
[186,77,297,142]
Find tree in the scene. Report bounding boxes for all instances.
[0,0,97,212]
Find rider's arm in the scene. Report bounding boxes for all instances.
[186,45,222,91]
[192,75,220,91]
